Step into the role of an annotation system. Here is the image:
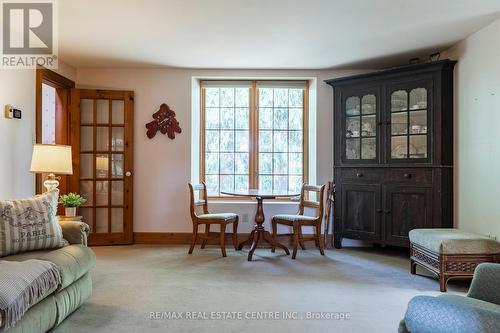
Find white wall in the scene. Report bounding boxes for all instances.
[442,17,500,239]
[0,62,76,199]
[76,68,363,233]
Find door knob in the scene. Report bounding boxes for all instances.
[125,171,132,177]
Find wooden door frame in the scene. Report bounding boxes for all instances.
[70,88,134,245]
[35,68,75,215]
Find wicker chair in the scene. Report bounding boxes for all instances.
[188,183,238,257]
[271,183,326,259]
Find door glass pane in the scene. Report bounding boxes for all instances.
[391,90,408,112]
[409,110,427,134]
[96,208,108,233]
[346,117,360,138]
[112,127,125,151]
[391,113,408,135]
[409,135,427,159]
[80,99,93,123]
[391,136,408,159]
[96,181,108,206]
[111,154,124,178]
[111,208,124,232]
[361,138,376,159]
[80,154,93,178]
[111,100,124,124]
[80,126,93,151]
[96,127,109,151]
[346,138,360,159]
[96,154,109,178]
[80,208,93,232]
[96,99,109,124]
[346,96,360,116]
[80,181,93,206]
[361,115,376,137]
[410,88,427,110]
[111,181,124,205]
[361,94,376,115]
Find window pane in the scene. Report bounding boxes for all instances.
[259,175,272,191]
[259,88,273,107]
[205,153,219,174]
[220,88,234,107]
[274,176,288,192]
[273,108,288,129]
[203,85,250,196]
[235,131,249,152]
[235,175,249,191]
[274,89,288,107]
[220,108,234,129]
[259,108,273,129]
[205,130,219,152]
[259,131,273,152]
[289,108,302,130]
[205,88,219,107]
[273,153,287,174]
[289,153,302,174]
[289,131,302,152]
[235,88,249,107]
[289,89,303,107]
[235,108,249,129]
[289,176,302,193]
[220,153,234,174]
[235,153,248,174]
[259,153,272,174]
[273,131,287,152]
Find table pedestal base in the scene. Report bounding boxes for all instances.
[237,196,290,261]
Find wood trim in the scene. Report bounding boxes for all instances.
[303,82,309,184]
[133,232,333,246]
[35,68,75,198]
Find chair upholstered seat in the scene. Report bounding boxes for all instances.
[272,214,317,222]
[198,213,238,221]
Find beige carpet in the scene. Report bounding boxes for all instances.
[53,245,468,333]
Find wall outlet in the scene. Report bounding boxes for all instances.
[241,213,249,223]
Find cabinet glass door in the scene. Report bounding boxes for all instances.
[345,94,377,161]
[390,87,428,161]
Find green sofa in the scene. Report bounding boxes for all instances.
[0,222,95,333]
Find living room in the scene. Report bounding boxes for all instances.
[1,1,500,332]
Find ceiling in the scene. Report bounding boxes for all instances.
[59,0,500,69]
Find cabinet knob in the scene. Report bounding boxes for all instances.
[384,210,391,214]
[404,173,412,179]
[376,209,383,213]
[356,172,363,178]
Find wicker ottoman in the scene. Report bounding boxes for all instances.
[409,229,500,292]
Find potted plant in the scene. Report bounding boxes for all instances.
[59,193,87,217]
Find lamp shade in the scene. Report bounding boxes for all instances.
[30,144,73,175]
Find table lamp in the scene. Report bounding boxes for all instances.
[30,144,73,192]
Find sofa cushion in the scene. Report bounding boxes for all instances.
[2,245,96,290]
[409,228,500,255]
[0,190,64,257]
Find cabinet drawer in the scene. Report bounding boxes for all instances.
[339,168,384,182]
[385,169,433,184]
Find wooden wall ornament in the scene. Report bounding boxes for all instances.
[145,103,182,139]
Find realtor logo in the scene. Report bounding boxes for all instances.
[1,0,58,69]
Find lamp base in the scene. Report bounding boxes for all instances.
[44,173,60,192]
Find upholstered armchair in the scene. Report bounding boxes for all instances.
[399,263,500,333]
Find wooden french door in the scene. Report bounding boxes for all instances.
[70,89,134,245]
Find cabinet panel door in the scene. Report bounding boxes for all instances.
[384,185,432,246]
[386,79,432,164]
[341,184,382,241]
[337,86,381,165]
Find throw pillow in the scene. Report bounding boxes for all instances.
[0,190,64,257]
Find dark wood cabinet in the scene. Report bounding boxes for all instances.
[326,60,456,248]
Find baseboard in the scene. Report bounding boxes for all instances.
[133,232,334,248]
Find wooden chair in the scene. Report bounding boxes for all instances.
[271,183,326,259]
[188,183,238,257]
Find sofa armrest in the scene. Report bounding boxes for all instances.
[59,221,90,246]
[468,263,500,305]
[404,295,500,333]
